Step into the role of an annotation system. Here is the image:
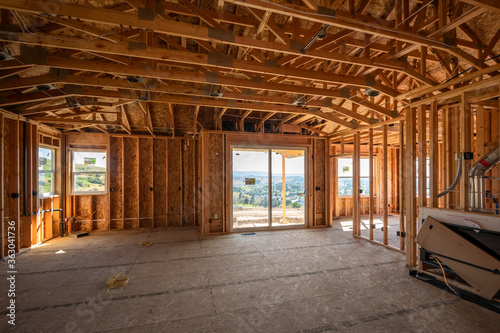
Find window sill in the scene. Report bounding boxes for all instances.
[39,194,59,199]
[70,192,107,196]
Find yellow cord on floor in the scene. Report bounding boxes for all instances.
[139,241,153,247]
[433,257,458,295]
[106,272,129,296]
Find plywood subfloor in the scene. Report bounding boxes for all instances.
[0,222,498,332]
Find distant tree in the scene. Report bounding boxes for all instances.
[244,197,249,205]
[250,195,255,206]
[291,202,301,208]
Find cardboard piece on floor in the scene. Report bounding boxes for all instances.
[416,216,500,300]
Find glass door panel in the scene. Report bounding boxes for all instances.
[232,149,269,229]
[271,149,305,227]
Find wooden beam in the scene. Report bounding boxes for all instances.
[458,0,500,13]
[382,124,388,245]
[398,119,405,251]
[353,131,361,237]
[144,102,154,136]
[2,33,403,95]
[28,116,119,126]
[417,104,427,208]
[222,0,484,68]
[460,92,472,211]
[403,75,500,108]
[369,127,374,241]
[428,101,439,207]
[120,105,131,134]
[405,107,417,269]
[193,105,200,133]
[239,109,253,131]
[397,63,500,101]
[330,115,405,139]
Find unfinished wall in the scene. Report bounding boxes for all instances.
[167,139,182,226]
[201,132,225,233]
[109,137,123,229]
[330,143,396,218]
[153,139,167,227]
[313,138,327,226]
[201,131,330,234]
[0,116,62,256]
[65,133,198,231]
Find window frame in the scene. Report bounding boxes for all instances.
[416,157,431,198]
[71,149,108,195]
[38,145,55,198]
[337,157,371,197]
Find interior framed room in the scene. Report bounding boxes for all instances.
[0,0,499,331]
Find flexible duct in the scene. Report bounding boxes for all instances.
[469,145,500,212]
[437,159,463,198]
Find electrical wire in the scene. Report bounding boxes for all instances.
[106,272,129,296]
[432,257,459,295]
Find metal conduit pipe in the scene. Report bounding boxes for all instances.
[469,145,500,212]
[437,159,463,198]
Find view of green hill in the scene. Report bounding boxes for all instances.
[233,173,305,208]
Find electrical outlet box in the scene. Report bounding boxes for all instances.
[456,152,474,160]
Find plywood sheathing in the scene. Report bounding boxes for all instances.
[208,133,224,233]
[313,138,326,226]
[109,136,123,229]
[153,138,168,227]
[167,139,182,226]
[174,105,196,136]
[92,195,108,230]
[182,139,196,225]
[138,138,154,228]
[123,137,139,229]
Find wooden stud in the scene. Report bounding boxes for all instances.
[417,104,427,207]
[460,93,472,211]
[429,101,439,207]
[353,132,361,236]
[398,119,405,251]
[369,128,374,240]
[382,124,388,245]
[405,107,417,269]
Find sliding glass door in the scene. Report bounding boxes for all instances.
[231,147,306,231]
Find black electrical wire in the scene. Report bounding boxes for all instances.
[440,54,500,84]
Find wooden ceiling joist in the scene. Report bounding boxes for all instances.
[0,0,497,136]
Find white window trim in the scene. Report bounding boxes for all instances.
[337,158,371,196]
[38,145,55,198]
[71,149,107,195]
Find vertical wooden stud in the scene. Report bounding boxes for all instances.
[399,120,405,251]
[405,107,417,269]
[353,132,361,236]
[429,101,439,207]
[417,105,427,208]
[383,125,388,245]
[461,93,472,211]
[369,128,374,241]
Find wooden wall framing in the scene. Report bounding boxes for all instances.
[65,133,198,232]
[0,116,62,257]
[200,131,330,234]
